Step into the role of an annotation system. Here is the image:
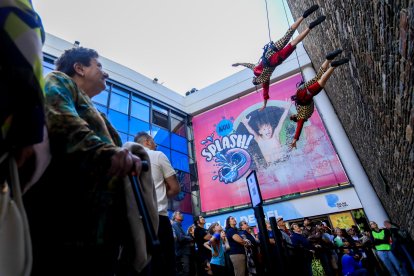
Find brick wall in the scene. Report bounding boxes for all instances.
[287,0,413,236]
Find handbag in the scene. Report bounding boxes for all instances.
[311,254,325,276]
[0,153,32,276]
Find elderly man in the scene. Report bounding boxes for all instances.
[172,211,194,276]
[24,47,144,275]
[135,131,180,276]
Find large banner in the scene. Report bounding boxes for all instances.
[193,73,348,212]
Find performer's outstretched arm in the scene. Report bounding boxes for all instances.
[259,81,270,111]
[232,63,256,70]
[291,119,305,149]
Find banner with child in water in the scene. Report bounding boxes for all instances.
[192,73,348,212]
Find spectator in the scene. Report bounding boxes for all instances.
[239,221,259,275]
[24,47,146,275]
[320,224,339,275]
[172,211,194,276]
[135,132,180,276]
[276,216,293,246]
[370,221,406,275]
[341,248,368,276]
[226,216,248,276]
[1,2,49,275]
[290,223,313,276]
[206,224,229,276]
[384,220,414,273]
[265,220,276,245]
[194,216,212,276]
[347,227,363,244]
[239,221,260,249]
[187,225,197,276]
[310,222,335,276]
[302,217,316,238]
[0,0,49,185]
[333,228,350,248]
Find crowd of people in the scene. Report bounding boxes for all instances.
[170,215,414,276]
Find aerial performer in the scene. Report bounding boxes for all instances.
[289,49,349,149]
[232,4,325,110]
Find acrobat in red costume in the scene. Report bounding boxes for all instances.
[290,49,349,148]
[232,4,325,111]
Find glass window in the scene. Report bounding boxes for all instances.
[157,145,170,160]
[153,103,168,114]
[171,150,189,173]
[153,110,169,129]
[171,114,186,137]
[107,110,129,133]
[129,118,150,137]
[92,90,109,106]
[187,125,194,141]
[131,100,149,122]
[151,125,170,148]
[94,104,107,115]
[111,85,130,97]
[171,133,188,154]
[132,94,149,106]
[110,91,129,114]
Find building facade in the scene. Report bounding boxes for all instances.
[42,33,388,231]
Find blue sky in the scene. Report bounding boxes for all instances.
[34,0,297,94]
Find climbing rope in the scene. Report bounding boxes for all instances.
[264,0,272,42]
[281,0,304,80]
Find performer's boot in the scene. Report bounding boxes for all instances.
[331,58,349,67]
[326,49,343,60]
[309,15,326,29]
[303,5,319,18]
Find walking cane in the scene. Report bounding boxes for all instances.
[129,161,160,253]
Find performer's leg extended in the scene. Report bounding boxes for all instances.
[300,49,343,89]
[290,15,326,47]
[274,4,319,50]
[318,58,349,87]
[295,57,336,102]
[274,24,299,51]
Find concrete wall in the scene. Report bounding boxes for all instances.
[287,0,414,236]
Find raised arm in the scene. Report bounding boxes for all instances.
[240,116,258,139]
[203,241,212,251]
[273,101,293,140]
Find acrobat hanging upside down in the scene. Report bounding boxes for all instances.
[290,49,349,149]
[233,4,325,111]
